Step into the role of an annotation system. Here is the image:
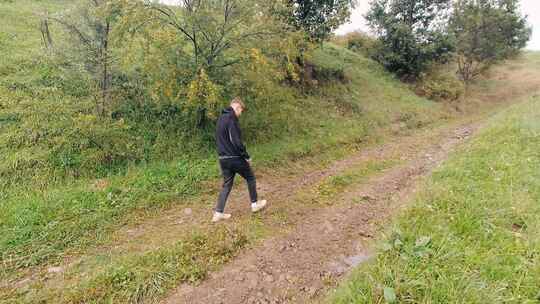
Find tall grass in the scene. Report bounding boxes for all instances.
[329,95,540,303]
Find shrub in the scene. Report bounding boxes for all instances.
[344,31,378,58]
[416,66,465,101]
[366,0,455,79]
[302,46,347,85]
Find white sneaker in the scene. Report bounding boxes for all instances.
[251,200,267,213]
[212,212,231,223]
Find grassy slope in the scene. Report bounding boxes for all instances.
[0,0,447,277]
[329,89,540,303]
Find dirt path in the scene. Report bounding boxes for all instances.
[162,122,480,304]
[0,117,479,296]
[5,54,539,302]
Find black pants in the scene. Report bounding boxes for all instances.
[215,158,258,213]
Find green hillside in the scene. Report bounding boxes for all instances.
[0,0,447,276]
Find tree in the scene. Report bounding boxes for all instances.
[47,0,122,116]
[450,0,531,83]
[286,0,356,44]
[366,0,454,79]
[132,0,279,75]
[497,0,532,56]
[116,0,291,126]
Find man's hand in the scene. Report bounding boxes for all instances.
[246,158,252,164]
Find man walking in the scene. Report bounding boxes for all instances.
[213,97,267,222]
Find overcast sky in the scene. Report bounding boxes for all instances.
[337,0,540,50]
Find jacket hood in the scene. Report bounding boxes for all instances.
[222,106,235,116]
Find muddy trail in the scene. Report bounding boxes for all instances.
[4,111,484,303]
[0,116,481,297]
[162,121,480,304]
[160,54,540,303]
[4,54,540,303]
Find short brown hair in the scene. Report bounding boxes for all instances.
[230,97,246,110]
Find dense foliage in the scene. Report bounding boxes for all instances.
[285,0,356,43]
[335,30,379,58]
[0,0,361,189]
[365,0,455,79]
[450,0,532,82]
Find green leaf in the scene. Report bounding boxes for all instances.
[381,242,393,252]
[384,286,397,303]
[415,236,431,247]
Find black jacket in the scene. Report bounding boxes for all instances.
[216,107,250,160]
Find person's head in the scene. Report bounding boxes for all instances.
[230,97,246,117]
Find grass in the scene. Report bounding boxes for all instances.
[3,226,248,304]
[328,94,540,303]
[1,157,215,271]
[316,160,399,200]
[1,148,401,304]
